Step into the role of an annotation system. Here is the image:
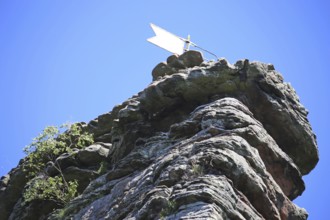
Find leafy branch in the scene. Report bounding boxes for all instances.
[22,123,94,206]
[23,176,78,206]
[23,123,93,177]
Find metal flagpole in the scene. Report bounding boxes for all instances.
[179,36,218,60]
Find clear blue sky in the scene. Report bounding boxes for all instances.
[0,1,329,219]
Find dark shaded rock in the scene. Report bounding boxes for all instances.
[117,97,143,123]
[167,54,186,69]
[177,50,203,68]
[94,132,112,143]
[166,54,179,64]
[151,51,204,81]
[55,149,79,170]
[63,166,98,193]
[9,198,61,220]
[238,59,249,81]
[151,62,175,80]
[77,143,109,166]
[0,166,28,220]
[45,161,58,176]
[169,120,200,138]
[87,112,113,138]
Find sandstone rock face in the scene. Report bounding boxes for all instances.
[0,51,318,219]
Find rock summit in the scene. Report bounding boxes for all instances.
[0,51,318,220]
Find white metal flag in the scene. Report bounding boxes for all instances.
[147,23,185,55]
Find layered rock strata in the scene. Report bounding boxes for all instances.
[0,51,318,220]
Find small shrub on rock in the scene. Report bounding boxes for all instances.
[22,123,94,206]
[23,123,94,177]
[23,176,78,206]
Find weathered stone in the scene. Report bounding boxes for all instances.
[169,120,200,138]
[151,62,175,80]
[94,132,112,143]
[55,149,79,170]
[0,174,10,186]
[87,112,113,137]
[177,50,203,68]
[77,143,109,166]
[53,97,311,219]
[167,55,186,69]
[139,59,318,175]
[0,55,318,220]
[117,97,143,123]
[9,197,61,220]
[166,54,179,64]
[63,166,98,193]
[0,166,28,220]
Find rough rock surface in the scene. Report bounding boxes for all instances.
[0,51,318,220]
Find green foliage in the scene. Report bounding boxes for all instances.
[23,176,78,206]
[160,200,177,219]
[191,163,204,176]
[22,123,94,207]
[23,123,94,177]
[97,161,108,175]
[51,208,67,220]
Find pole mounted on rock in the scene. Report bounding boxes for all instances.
[147,23,218,59]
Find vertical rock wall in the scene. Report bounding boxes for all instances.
[0,51,318,220]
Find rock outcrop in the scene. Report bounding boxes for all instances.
[0,51,318,220]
